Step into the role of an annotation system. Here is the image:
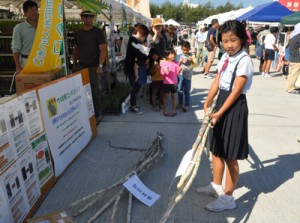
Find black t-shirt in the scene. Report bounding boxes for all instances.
[74,27,106,67]
[207,27,216,44]
[124,36,148,75]
[289,34,300,63]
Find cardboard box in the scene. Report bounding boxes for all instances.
[15,73,61,93]
[27,210,74,223]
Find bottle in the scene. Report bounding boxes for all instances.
[121,102,126,114]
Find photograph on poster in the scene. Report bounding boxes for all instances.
[38,74,92,176]
[31,134,54,187]
[17,149,41,208]
[21,91,44,139]
[4,97,31,157]
[1,163,30,223]
[0,105,15,174]
[0,184,14,223]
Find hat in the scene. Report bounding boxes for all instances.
[152,18,163,27]
[81,7,95,15]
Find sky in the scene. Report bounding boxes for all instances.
[149,0,273,8]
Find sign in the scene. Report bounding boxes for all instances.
[123,175,160,207]
[38,74,92,176]
[22,0,63,74]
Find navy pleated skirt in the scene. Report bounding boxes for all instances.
[208,89,249,160]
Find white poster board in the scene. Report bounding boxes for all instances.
[38,74,92,176]
[0,183,14,223]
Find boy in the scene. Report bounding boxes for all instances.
[177,41,194,112]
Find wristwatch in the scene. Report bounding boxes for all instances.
[99,64,103,68]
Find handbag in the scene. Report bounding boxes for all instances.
[205,39,214,52]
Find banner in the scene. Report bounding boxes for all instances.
[21,0,64,74]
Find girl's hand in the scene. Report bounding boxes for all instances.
[208,111,221,127]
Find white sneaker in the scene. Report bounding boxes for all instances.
[196,183,224,197]
[261,72,265,77]
[264,73,272,78]
[206,195,236,212]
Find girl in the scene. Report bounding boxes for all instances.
[149,48,163,111]
[197,20,254,212]
[160,50,181,117]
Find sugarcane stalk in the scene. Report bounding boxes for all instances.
[110,188,125,223]
[126,193,132,223]
[73,194,103,217]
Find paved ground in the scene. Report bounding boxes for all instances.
[34,58,300,223]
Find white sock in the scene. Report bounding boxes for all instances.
[211,182,224,194]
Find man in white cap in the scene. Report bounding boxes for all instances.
[72,8,107,123]
[286,23,300,94]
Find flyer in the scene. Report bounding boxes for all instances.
[17,149,41,208]
[38,74,92,176]
[1,163,30,223]
[21,91,44,139]
[0,104,15,174]
[84,83,94,118]
[31,134,54,187]
[4,97,31,157]
[0,183,14,223]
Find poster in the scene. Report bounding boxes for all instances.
[1,163,30,223]
[17,149,41,208]
[38,74,92,176]
[4,97,30,158]
[0,183,14,223]
[0,104,15,174]
[21,91,44,139]
[84,84,94,118]
[31,134,54,187]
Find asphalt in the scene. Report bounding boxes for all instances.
[34,58,300,223]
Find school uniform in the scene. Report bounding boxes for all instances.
[209,50,254,160]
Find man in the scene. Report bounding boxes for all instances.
[286,23,300,94]
[261,27,279,78]
[72,8,107,122]
[204,19,219,79]
[11,0,38,74]
[256,25,270,72]
[195,24,206,66]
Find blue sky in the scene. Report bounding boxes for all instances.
[149,0,273,8]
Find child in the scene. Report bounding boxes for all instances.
[149,48,163,111]
[160,49,181,117]
[196,20,254,212]
[177,41,194,112]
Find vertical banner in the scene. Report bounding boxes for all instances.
[21,0,64,74]
[38,74,92,176]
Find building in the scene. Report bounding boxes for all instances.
[182,0,199,8]
[279,0,300,11]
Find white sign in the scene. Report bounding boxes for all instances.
[0,184,14,223]
[123,175,160,207]
[38,74,92,176]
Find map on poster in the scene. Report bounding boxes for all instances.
[1,163,30,223]
[17,149,41,208]
[0,104,15,174]
[31,134,54,187]
[0,183,14,223]
[4,97,31,157]
[38,74,92,176]
[21,91,44,139]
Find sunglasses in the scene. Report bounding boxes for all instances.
[82,14,94,18]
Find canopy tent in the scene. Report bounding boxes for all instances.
[236,1,293,22]
[197,6,253,26]
[165,19,180,27]
[281,12,300,25]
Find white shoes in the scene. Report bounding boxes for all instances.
[206,195,236,212]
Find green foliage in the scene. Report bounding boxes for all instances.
[101,82,131,110]
[150,1,243,24]
[0,20,22,34]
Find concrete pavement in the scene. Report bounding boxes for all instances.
[34,58,300,223]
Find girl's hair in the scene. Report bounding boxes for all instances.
[148,48,160,71]
[164,49,176,58]
[218,20,248,47]
[181,40,190,49]
[134,24,150,37]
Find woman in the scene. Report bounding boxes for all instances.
[197,20,254,212]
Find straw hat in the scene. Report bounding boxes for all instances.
[80,7,95,15]
[152,18,163,27]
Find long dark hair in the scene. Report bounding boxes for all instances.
[148,47,160,71]
[218,20,248,47]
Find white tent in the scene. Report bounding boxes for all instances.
[197,6,253,26]
[165,18,180,27]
